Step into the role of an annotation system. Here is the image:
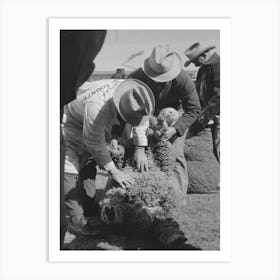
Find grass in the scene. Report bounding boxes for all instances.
[180,193,220,250]
[63,171,220,250]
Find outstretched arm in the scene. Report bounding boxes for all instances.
[173,70,201,136]
[83,100,134,187]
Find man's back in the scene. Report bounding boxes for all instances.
[64,79,123,125]
[196,52,220,108]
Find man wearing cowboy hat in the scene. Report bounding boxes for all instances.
[127,44,201,195]
[184,42,220,161]
[61,78,155,234]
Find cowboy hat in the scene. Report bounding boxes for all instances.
[184,43,215,67]
[113,79,155,126]
[141,44,182,82]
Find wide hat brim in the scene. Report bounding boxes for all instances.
[141,49,182,82]
[112,78,155,126]
[184,45,215,67]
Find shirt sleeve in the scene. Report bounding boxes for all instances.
[212,58,220,90]
[132,118,149,146]
[83,99,116,171]
[173,70,201,136]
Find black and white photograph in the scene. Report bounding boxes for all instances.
[58,27,222,252]
[1,0,280,279]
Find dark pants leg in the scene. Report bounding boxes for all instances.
[64,160,98,218]
[79,158,98,217]
[213,116,220,162]
[64,173,84,217]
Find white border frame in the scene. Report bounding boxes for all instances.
[49,18,231,262]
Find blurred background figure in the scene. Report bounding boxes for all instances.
[184,42,220,162]
[60,30,107,248]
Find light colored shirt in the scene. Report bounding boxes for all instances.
[63,79,148,171]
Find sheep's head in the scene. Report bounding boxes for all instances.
[100,187,127,225]
[148,108,180,140]
[100,203,127,224]
[158,107,180,127]
[99,184,154,234]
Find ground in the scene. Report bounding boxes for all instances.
[63,170,220,251]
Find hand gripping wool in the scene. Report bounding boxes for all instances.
[100,108,187,248]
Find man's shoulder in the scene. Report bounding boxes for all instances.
[198,53,220,76]
[76,79,122,104]
[78,79,120,95]
[127,68,144,79]
[174,69,193,85]
[206,52,220,65]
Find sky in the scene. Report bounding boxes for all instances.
[94,30,220,72]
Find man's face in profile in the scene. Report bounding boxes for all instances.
[193,53,207,67]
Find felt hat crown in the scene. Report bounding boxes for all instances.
[113,79,155,126]
[184,42,215,67]
[142,44,182,82]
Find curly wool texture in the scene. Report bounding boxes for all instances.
[108,114,180,217]
[100,185,155,235]
[109,144,126,169]
[102,158,185,244]
[101,111,186,245]
[147,116,176,175]
[184,128,220,193]
[108,165,179,216]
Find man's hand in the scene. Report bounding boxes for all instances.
[134,146,148,172]
[109,168,134,189]
[162,127,177,141]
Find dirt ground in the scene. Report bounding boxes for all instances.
[63,170,220,251]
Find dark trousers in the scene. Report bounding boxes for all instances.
[213,115,220,162]
[64,159,98,218]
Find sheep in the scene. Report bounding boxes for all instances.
[100,108,187,248]
[76,107,219,250]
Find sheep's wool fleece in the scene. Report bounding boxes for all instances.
[184,128,220,193]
